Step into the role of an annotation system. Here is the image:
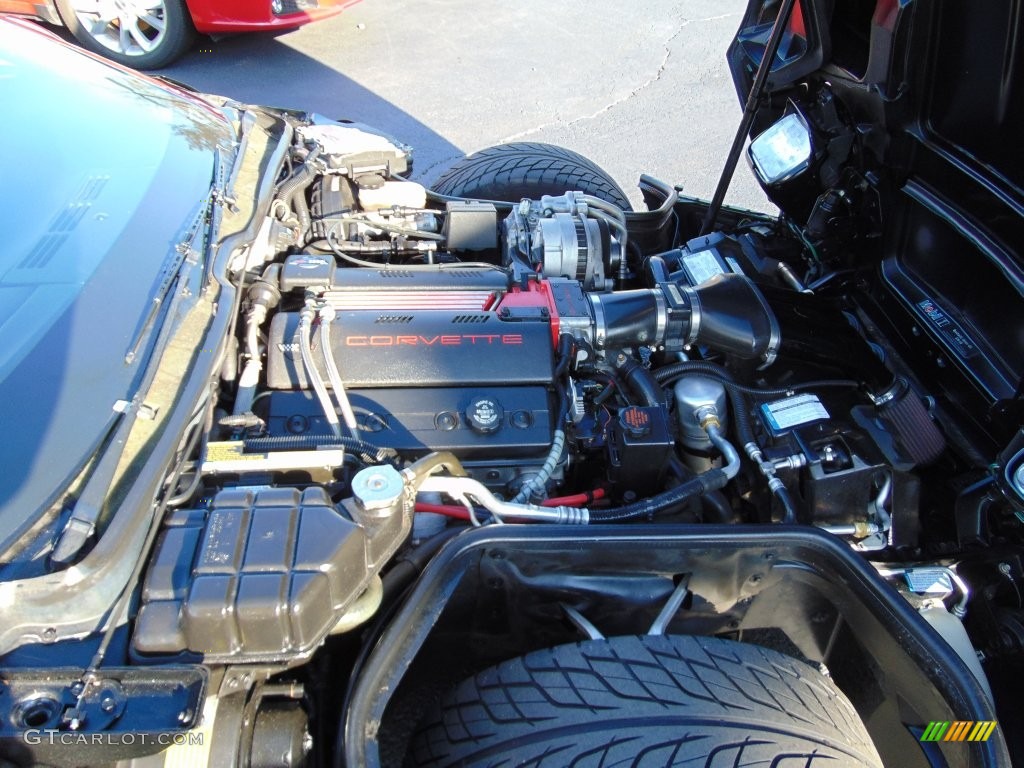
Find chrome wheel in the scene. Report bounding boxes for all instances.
[68,0,169,58]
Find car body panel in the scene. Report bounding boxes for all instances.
[184,0,361,33]
[0,0,360,34]
[0,0,57,23]
[729,0,1024,454]
[0,19,234,552]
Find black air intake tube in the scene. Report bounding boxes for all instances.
[688,273,780,365]
[589,273,780,366]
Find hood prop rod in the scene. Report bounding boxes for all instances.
[700,0,799,235]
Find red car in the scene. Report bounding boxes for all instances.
[0,0,360,68]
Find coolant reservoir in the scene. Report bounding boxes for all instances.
[919,605,993,703]
[358,180,427,211]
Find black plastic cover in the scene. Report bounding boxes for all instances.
[280,253,336,291]
[607,405,675,494]
[443,201,499,252]
[133,487,369,661]
[266,310,554,389]
[759,389,895,526]
[265,387,552,458]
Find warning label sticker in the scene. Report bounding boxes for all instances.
[761,394,829,433]
[682,250,727,285]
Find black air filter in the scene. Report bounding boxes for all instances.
[875,379,946,466]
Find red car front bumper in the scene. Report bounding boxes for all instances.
[185,0,362,34]
[0,0,362,34]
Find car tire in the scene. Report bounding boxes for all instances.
[431,142,632,210]
[409,634,883,768]
[55,0,195,70]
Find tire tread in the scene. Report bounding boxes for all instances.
[410,635,882,768]
[432,142,631,209]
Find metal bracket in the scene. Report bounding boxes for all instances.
[647,574,691,635]
[0,667,205,737]
[561,603,604,640]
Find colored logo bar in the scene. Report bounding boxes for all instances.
[920,721,998,742]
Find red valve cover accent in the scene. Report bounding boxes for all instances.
[496,279,561,346]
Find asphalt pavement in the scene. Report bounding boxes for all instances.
[159,0,771,212]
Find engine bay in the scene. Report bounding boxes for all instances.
[212,124,931,522]
[5,5,1024,765]
[123,111,1024,678]
[117,95,1023,766]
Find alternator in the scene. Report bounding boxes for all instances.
[525,193,619,291]
[534,212,609,291]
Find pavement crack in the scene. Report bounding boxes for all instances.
[499,13,738,143]
[687,12,743,24]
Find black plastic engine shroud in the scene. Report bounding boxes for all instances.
[266,310,554,390]
[264,387,553,458]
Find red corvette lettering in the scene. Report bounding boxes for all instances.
[344,334,525,346]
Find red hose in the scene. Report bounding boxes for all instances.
[542,488,606,507]
[415,503,472,520]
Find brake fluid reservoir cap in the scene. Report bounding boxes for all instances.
[466,397,504,435]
